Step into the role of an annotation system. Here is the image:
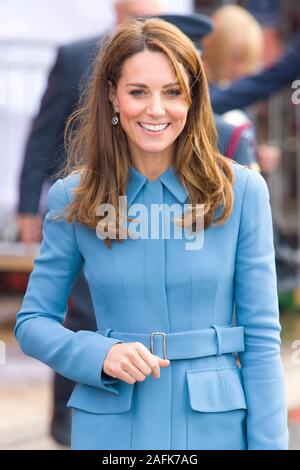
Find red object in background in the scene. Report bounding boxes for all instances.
[0,273,29,293]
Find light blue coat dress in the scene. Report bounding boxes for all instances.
[14,162,289,450]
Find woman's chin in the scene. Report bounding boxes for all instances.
[134,143,173,155]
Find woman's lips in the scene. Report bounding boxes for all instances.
[138,122,171,135]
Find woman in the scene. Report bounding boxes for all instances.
[15,18,288,450]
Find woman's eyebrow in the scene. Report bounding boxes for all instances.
[126,80,180,88]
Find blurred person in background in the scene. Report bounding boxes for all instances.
[203,5,264,85]
[17,0,164,446]
[203,4,280,175]
[245,0,282,66]
[210,27,300,115]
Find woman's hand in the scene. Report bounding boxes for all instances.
[102,342,170,384]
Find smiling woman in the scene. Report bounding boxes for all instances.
[15,17,288,450]
[62,17,234,244]
[108,49,190,172]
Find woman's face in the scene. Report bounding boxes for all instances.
[109,49,190,160]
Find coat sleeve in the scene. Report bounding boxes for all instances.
[14,178,122,394]
[234,169,289,449]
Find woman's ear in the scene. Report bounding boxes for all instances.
[108,80,120,113]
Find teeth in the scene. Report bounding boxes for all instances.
[139,123,169,132]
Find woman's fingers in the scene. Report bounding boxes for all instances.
[129,350,154,377]
[158,357,171,368]
[135,344,170,378]
[117,369,138,384]
[103,342,171,384]
[134,344,162,378]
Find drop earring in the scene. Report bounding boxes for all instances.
[112,113,119,126]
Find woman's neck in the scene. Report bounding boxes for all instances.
[130,147,175,181]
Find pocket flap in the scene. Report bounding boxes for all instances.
[67,379,134,414]
[187,367,247,413]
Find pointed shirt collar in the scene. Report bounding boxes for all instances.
[127,165,188,206]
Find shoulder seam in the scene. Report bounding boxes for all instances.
[60,178,82,256]
[236,169,252,242]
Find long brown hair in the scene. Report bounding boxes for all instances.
[58,18,234,246]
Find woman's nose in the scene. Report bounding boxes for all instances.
[146,96,166,117]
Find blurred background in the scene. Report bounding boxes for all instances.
[0,0,300,450]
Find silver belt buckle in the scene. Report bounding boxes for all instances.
[150,331,167,359]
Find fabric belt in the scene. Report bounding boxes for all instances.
[97,325,245,360]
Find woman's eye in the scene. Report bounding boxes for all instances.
[129,89,182,97]
[130,90,145,97]
[166,88,182,97]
